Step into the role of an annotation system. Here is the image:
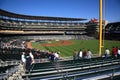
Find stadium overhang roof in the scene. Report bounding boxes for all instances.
[0,9,87,21]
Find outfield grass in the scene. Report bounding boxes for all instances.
[31,40,120,57]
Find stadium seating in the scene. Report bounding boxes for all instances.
[104,22,120,40]
[0,18,87,35]
[22,57,120,80]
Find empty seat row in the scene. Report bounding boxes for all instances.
[22,57,120,80]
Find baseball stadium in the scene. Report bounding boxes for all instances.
[0,8,120,80]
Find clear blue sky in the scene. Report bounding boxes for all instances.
[0,0,120,22]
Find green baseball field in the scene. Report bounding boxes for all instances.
[30,40,120,57]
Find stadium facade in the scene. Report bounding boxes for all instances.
[1,9,119,40]
[0,9,97,40]
[0,9,87,35]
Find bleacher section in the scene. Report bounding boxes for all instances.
[104,22,120,40]
[22,57,120,80]
[0,47,50,61]
[0,18,87,35]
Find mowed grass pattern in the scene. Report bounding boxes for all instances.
[31,40,120,57]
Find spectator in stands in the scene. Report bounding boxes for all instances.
[117,48,120,58]
[87,49,92,59]
[50,52,55,63]
[83,49,87,59]
[73,49,78,60]
[25,51,34,72]
[54,51,60,61]
[78,49,83,59]
[112,47,117,58]
[21,52,26,70]
[104,48,110,59]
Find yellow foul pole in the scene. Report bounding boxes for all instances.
[99,0,103,57]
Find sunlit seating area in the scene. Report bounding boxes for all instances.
[22,57,120,80]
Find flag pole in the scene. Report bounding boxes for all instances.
[99,0,103,57]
